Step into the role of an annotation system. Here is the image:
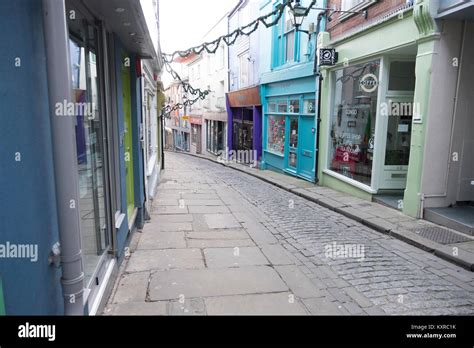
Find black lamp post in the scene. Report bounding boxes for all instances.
[289,0,307,31]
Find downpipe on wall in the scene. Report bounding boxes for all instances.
[42,0,84,315]
[313,11,326,184]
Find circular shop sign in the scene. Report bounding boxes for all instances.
[359,73,378,93]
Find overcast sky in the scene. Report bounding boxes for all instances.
[159,0,238,85]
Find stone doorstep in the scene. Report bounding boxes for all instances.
[179,151,474,272]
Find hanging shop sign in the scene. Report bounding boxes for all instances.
[319,48,338,66]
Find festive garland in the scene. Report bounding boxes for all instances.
[161,0,318,119]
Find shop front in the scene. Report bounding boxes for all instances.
[226,86,262,162]
[317,4,434,216]
[65,0,158,314]
[325,58,415,194]
[261,76,317,182]
[206,118,226,155]
[190,115,203,154]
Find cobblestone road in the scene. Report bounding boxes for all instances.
[162,152,474,315]
[105,152,474,315]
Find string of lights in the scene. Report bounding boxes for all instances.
[161,0,318,119]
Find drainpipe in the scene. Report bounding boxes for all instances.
[313,11,326,184]
[43,0,84,315]
[161,111,165,170]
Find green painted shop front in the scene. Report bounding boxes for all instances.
[317,2,438,218]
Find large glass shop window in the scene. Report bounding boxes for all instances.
[69,22,108,287]
[267,115,285,155]
[328,60,380,185]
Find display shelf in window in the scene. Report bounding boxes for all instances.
[267,115,285,155]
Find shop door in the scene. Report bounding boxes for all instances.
[286,116,315,181]
[380,96,414,189]
[121,53,135,220]
[298,116,316,181]
[197,125,202,154]
[287,116,298,171]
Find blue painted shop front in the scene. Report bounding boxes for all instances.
[261,75,317,182]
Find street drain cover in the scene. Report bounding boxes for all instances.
[411,226,472,245]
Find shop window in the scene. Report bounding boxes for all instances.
[303,99,315,113]
[192,124,198,145]
[340,0,378,20]
[328,59,380,186]
[341,0,377,11]
[267,115,286,155]
[239,51,250,88]
[277,100,287,113]
[289,99,300,113]
[388,61,415,91]
[268,102,277,112]
[272,4,298,68]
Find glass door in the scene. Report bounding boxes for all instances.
[380,96,414,189]
[69,29,109,288]
[287,116,298,171]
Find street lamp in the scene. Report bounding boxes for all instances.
[289,0,307,29]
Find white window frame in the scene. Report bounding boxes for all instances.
[239,51,250,88]
[339,0,378,21]
[324,56,384,193]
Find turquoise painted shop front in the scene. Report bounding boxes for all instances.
[258,0,324,182]
[261,75,317,182]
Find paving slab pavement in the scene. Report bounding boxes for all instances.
[104,152,474,315]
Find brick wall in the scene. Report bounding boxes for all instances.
[326,0,408,39]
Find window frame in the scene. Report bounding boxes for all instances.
[339,0,379,21]
[271,2,300,69]
[238,50,250,88]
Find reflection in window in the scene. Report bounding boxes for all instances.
[388,61,415,91]
[304,99,315,113]
[289,117,298,148]
[328,60,380,185]
[289,99,299,113]
[267,115,285,155]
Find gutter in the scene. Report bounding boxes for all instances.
[42,0,84,315]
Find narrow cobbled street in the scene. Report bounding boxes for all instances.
[105,152,474,315]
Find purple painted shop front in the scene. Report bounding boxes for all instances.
[226,86,262,164]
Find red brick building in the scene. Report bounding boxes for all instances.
[326,0,409,38]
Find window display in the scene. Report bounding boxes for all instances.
[267,115,285,155]
[328,59,380,185]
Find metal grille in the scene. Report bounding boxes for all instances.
[411,226,472,245]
